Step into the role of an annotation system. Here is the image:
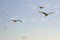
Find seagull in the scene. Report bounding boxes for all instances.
[11,19,23,22]
[38,6,44,9]
[10,17,23,22]
[20,36,27,39]
[39,11,54,17]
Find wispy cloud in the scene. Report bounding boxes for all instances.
[32,17,45,23]
[32,17,38,22]
[0,17,3,22]
[53,5,60,8]
[45,4,60,8]
[9,16,23,20]
[32,6,38,10]
[57,19,60,24]
[58,22,60,24]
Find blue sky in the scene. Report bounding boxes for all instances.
[0,0,60,40]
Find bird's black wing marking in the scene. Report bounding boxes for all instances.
[18,20,22,22]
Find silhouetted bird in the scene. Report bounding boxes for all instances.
[38,6,44,9]
[10,17,23,23]
[11,19,22,22]
[39,11,54,17]
[21,36,26,39]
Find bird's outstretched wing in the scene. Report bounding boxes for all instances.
[48,12,55,15]
[39,11,49,17]
[17,20,23,22]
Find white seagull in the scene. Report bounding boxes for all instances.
[10,17,23,22]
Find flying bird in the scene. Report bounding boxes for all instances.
[10,17,23,22]
[38,6,44,9]
[20,36,27,39]
[11,19,23,22]
[39,11,55,17]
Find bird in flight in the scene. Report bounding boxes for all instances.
[11,19,23,22]
[10,17,23,22]
[20,36,27,39]
[38,6,44,9]
[39,11,55,17]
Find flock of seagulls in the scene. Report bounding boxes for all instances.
[0,5,55,40]
[10,6,55,40]
[1,6,54,31]
[8,5,55,23]
[9,6,55,23]
[18,6,55,40]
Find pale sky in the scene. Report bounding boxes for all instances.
[0,0,60,40]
